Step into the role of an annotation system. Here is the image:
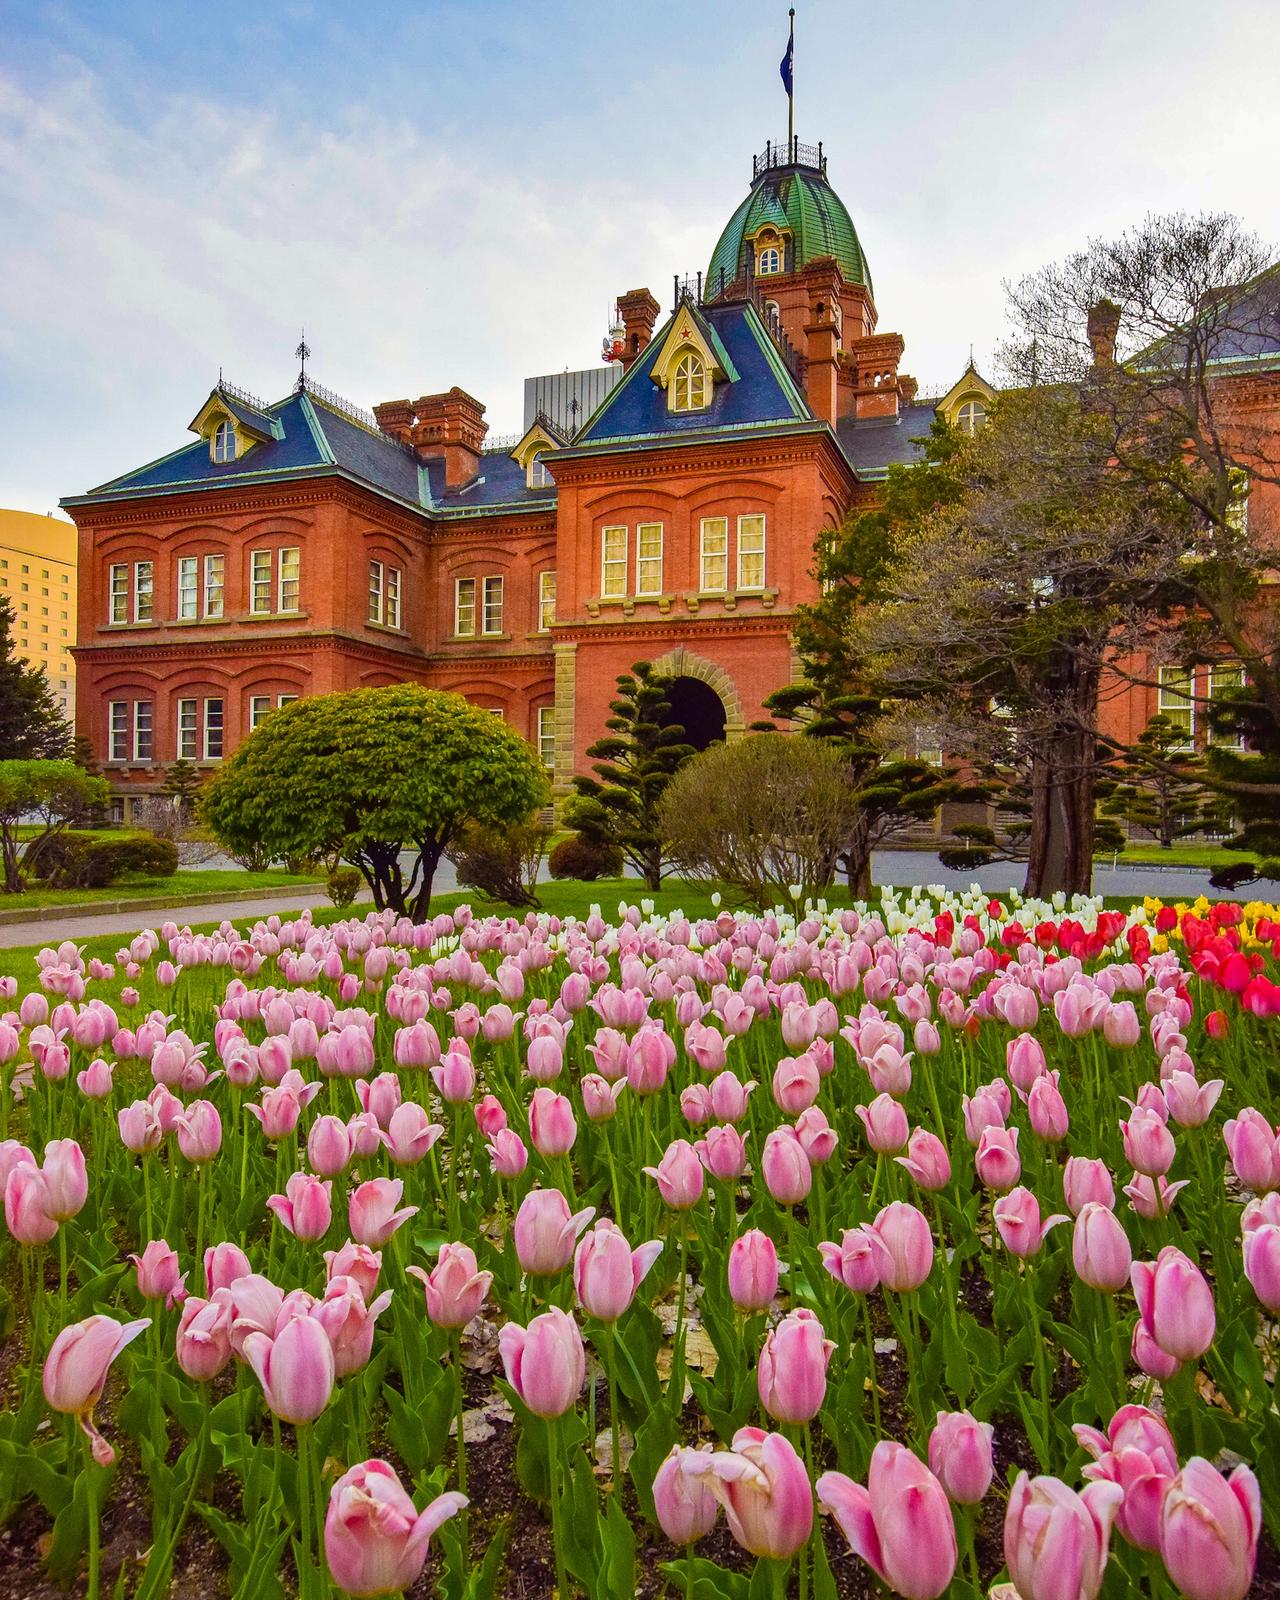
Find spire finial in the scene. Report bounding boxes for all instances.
[295,330,311,390]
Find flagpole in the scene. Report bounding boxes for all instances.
[787,7,795,148]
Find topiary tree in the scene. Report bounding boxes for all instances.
[162,759,204,823]
[202,685,549,920]
[568,661,695,889]
[0,760,110,893]
[1099,714,1229,849]
[657,733,858,911]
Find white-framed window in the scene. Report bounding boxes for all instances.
[1225,469,1250,535]
[204,553,225,618]
[177,698,198,760]
[249,694,272,732]
[1207,662,1246,749]
[956,400,987,435]
[1157,666,1196,750]
[368,561,383,624]
[277,693,298,709]
[385,565,401,629]
[601,526,627,597]
[636,522,663,596]
[758,246,781,274]
[133,700,153,761]
[536,705,555,770]
[250,550,273,614]
[538,570,556,632]
[672,352,708,412]
[529,455,553,489]
[109,563,129,624]
[204,698,224,760]
[177,557,199,620]
[368,560,403,628]
[108,701,128,762]
[212,421,237,463]
[700,517,728,592]
[482,576,504,635]
[133,561,153,622]
[737,514,766,590]
[278,547,300,612]
[454,578,476,637]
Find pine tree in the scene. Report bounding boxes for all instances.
[163,759,204,823]
[0,595,71,759]
[1099,714,1228,849]
[567,661,695,889]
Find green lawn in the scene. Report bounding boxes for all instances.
[1099,842,1254,868]
[0,866,324,913]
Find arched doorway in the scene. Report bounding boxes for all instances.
[664,675,726,751]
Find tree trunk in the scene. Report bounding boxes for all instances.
[407,841,444,924]
[1024,726,1097,899]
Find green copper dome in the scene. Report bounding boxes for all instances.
[706,158,871,297]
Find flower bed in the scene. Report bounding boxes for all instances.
[0,887,1277,1599]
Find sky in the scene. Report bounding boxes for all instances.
[2,0,1278,516]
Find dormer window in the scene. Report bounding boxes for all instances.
[956,400,987,435]
[529,454,552,489]
[758,247,781,275]
[672,352,708,412]
[212,421,237,463]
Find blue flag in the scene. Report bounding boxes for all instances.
[780,31,794,96]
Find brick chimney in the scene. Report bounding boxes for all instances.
[616,288,660,368]
[803,302,839,424]
[374,387,487,488]
[1086,299,1122,367]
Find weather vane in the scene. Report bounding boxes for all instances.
[295,331,311,390]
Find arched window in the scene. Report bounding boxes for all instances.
[212,421,237,462]
[672,352,707,412]
[757,246,781,275]
[956,400,987,435]
[528,454,552,488]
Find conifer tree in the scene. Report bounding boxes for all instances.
[1099,714,1228,849]
[163,759,204,822]
[0,595,71,759]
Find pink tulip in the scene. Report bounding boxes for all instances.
[5,1163,58,1244]
[246,1071,321,1140]
[324,1459,466,1599]
[1103,1001,1141,1048]
[680,1083,713,1124]
[757,1308,834,1425]
[820,1226,891,1295]
[974,1126,1021,1191]
[695,1124,749,1182]
[1131,1247,1215,1362]
[1072,1203,1132,1292]
[1006,1032,1047,1091]
[818,1441,957,1599]
[582,1073,624,1122]
[772,1053,820,1115]
[379,1103,445,1166]
[130,1239,187,1306]
[573,1219,662,1321]
[528,1087,577,1157]
[243,1314,335,1424]
[1123,1173,1189,1220]
[1121,1106,1176,1177]
[1026,1071,1069,1141]
[895,1128,951,1191]
[431,1048,476,1103]
[869,1202,934,1291]
[626,1024,674,1094]
[408,1243,493,1329]
[204,1240,252,1295]
[43,1313,150,1465]
[684,1427,812,1560]
[323,1242,382,1302]
[728,1229,779,1311]
[1132,1319,1182,1379]
[498,1305,585,1418]
[355,1072,401,1130]
[308,1115,355,1177]
[709,1070,755,1122]
[1163,1071,1223,1129]
[393,1019,442,1069]
[1074,1405,1177,1552]
[175,1292,234,1381]
[512,1187,594,1276]
[1222,1108,1280,1192]
[685,1020,730,1074]
[473,1094,507,1137]
[1003,1472,1122,1600]
[314,1278,394,1377]
[487,1128,529,1177]
[760,1127,811,1207]
[268,1172,334,1241]
[118,1098,164,1154]
[913,1018,941,1056]
[993,1187,1069,1258]
[857,1093,909,1154]
[1159,1457,1260,1600]
[525,1033,564,1084]
[962,1088,1006,1146]
[40,1139,88,1220]
[586,1027,629,1081]
[1242,1222,1280,1312]
[77,1057,114,1098]
[175,1100,222,1163]
[644,1139,705,1209]
[653,1446,719,1546]
[348,1178,418,1247]
[928,1411,994,1505]
[1063,1157,1115,1215]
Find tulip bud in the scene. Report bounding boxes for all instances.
[653,1446,719,1546]
[760,1127,811,1207]
[727,1229,778,1311]
[928,1410,995,1504]
[323,1460,466,1598]
[1159,1458,1260,1600]
[573,1219,662,1322]
[498,1305,585,1418]
[130,1239,187,1306]
[818,1442,958,1597]
[1072,1203,1132,1293]
[756,1308,834,1425]
[644,1139,705,1209]
[513,1187,594,1276]
[1063,1156,1115,1216]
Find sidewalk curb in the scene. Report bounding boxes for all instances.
[0,883,330,930]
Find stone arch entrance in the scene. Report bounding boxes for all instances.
[652,647,745,741]
[665,676,726,751]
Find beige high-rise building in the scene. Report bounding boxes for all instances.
[0,510,77,726]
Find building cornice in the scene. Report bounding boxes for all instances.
[550,611,797,646]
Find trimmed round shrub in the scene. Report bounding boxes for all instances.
[547,833,624,882]
[29,831,179,889]
[326,865,362,908]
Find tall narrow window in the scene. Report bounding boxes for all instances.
[1225,469,1251,535]
[249,694,272,732]
[250,551,273,614]
[758,246,781,274]
[454,578,477,637]
[1208,662,1246,749]
[529,455,552,489]
[204,553,225,618]
[204,698,224,760]
[636,523,663,596]
[482,576,504,635]
[700,518,728,592]
[1157,667,1195,750]
[601,526,627,597]
[737,515,766,590]
[538,570,556,632]
[109,563,129,624]
[537,705,555,770]
[134,561,154,622]
[177,699,198,760]
[177,557,199,620]
[212,421,237,462]
[108,701,128,762]
[133,701,153,761]
[672,352,707,412]
[278,548,300,611]
[385,566,401,629]
[368,560,384,624]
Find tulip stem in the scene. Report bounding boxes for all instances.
[84,1449,102,1600]
[603,1323,622,1489]
[1022,1268,1052,1463]
[670,1225,689,1418]
[58,1225,69,1323]
[769,1556,788,1599]
[547,1415,571,1599]
[297,1423,315,1600]
[451,1329,469,1552]
[861,1297,881,1434]
[142,1155,154,1244]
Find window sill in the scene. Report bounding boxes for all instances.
[171,615,228,627]
[447,632,513,644]
[243,609,309,622]
[101,621,161,633]
[684,587,777,614]
[584,593,678,620]
[366,621,409,637]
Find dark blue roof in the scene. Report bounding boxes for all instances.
[1139,263,1280,374]
[835,403,937,477]
[435,448,555,513]
[220,393,279,438]
[572,300,811,446]
[308,399,425,505]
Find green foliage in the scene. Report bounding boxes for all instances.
[446,819,551,909]
[547,833,623,882]
[325,865,362,908]
[0,759,111,893]
[570,662,695,890]
[28,830,179,889]
[1099,714,1230,848]
[202,685,548,921]
[0,595,72,760]
[162,759,204,821]
[1205,678,1280,885]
